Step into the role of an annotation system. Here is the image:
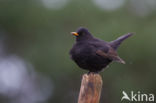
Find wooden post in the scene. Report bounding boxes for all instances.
[78,73,103,103]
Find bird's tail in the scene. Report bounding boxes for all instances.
[109,33,134,50]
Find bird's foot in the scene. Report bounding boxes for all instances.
[87,71,99,75]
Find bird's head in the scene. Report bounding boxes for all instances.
[71,27,93,41]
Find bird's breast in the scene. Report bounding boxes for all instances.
[70,43,111,72]
[70,43,105,65]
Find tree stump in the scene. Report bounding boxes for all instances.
[78,73,103,103]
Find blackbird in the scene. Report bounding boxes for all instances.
[70,27,133,72]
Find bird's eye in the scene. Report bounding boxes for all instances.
[79,32,84,36]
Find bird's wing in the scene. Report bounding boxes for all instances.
[96,47,125,64]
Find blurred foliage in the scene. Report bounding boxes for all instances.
[0,0,156,103]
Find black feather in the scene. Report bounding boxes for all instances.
[70,27,133,72]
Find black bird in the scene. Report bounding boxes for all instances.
[70,27,133,72]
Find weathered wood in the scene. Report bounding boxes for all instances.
[78,73,103,103]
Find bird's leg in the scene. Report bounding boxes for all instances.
[87,71,91,75]
[87,71,99,75]
[94,71,100,74]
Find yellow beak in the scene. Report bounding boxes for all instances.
[71,32,79,36]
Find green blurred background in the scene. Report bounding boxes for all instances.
[0,0,156,103]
